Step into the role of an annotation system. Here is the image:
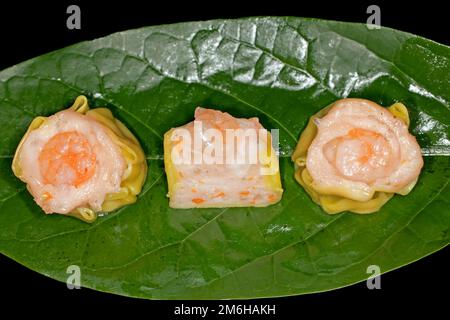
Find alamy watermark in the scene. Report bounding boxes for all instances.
[366,5,381,30]
[66,5,81,30]
[66,264,81,289]
[170,123,280,175]
[366,264,381,289]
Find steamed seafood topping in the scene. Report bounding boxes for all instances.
[39,131,97,187]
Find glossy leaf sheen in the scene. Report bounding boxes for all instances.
[0,17,449,299]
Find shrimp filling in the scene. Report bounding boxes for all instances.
[323,128,395,183]
[39,131,97,187]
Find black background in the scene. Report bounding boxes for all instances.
[0,0,448,317]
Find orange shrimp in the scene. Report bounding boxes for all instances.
[346,128,379,164]
[347,128,381,139]
[358,141,375,164]
[195,108,240,131]
[38,131,96,187]
[192,198,205,204]
[212,191,225,198]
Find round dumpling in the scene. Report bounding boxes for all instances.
[292,98,424,214]
[307,99,423,201]
[17,109,125,214]
[12,96,147,222]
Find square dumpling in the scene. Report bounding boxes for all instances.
[164,107,283,208]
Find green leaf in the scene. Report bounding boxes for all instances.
[0,17,448,299]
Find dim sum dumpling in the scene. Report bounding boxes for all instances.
[164,107,283,208]
[292,99,423,214]
[12,96,147,222]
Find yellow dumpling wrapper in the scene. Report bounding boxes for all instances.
[12,96,147,222]
[291,102,417,214]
